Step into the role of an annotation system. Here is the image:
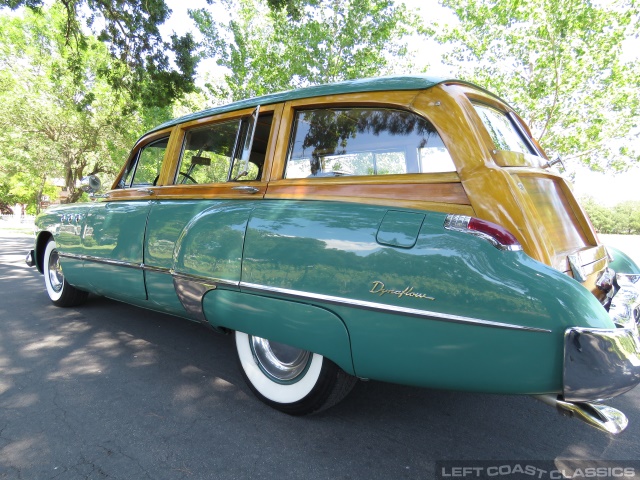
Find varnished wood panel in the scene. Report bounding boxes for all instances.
[265,181,470,206]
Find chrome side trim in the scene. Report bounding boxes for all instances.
[143,265,171,274]
[172,273,239,325]
[173,277,217,324]
[240,282,551,333]
[55,252,547,332]
[58,253,241,288]
[563,326,640,402]
[171,272,239,288]
[59,252,142,270]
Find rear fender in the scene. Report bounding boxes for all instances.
[202,289,354,375]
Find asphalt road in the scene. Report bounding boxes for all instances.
[1,232,640,480]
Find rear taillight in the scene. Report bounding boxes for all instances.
[444,214,522,251]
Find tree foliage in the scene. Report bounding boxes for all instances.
[0,0,199,108]
[437,0,640,171]
[192,0,419,101]
[582,197,640,234]
[0,6,169,210]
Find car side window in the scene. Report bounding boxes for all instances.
[284,108,454,179]
[176,112,274,185]
[120,137,169,188]
[177,120,241,185]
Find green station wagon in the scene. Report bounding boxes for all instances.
[26,76,640,434]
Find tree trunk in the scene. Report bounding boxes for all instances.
[35,175,47,215]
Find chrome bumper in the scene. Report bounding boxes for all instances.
[538,274,640,434]
[563,274,640,402]
[563,325,640,402]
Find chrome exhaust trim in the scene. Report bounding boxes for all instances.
[533,395,628,435]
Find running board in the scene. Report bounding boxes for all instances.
[533,395,628,435]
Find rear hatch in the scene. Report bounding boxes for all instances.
[471,101,608,297]
[511,170,608,280]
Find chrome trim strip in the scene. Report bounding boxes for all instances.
[171,273,238,325]
[173,277,217,324]
[172,272,240,288]
[144,265,171,274]
[59,252,142,270]
[58,253,242,290]
[240,282,551,333]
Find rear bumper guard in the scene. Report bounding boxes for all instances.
[563,325,640,403]
[542,279,640,434]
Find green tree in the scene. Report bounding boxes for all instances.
[0,0,199,108]
[437,0,640,171]
[581,197,640,234]
[612,201,640,234]
[581,197,615,233]
[192,0,419,101]
[0,6,165,210]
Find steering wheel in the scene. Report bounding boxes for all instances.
[178,172,197,184]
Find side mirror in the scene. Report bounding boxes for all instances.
[80,175,102,194]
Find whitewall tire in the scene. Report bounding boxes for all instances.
[235,331,357,415]
[43,239,88,307]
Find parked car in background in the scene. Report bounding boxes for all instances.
[27,76,640,434]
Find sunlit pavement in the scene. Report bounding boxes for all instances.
[1,231,640,479]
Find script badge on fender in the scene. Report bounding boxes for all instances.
[369,281,435,301]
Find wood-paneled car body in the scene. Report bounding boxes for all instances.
[27,76,640,433]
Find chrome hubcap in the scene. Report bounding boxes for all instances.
[250,336,311,382]
[47,249,64,293]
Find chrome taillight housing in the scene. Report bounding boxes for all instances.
[444,214,522,251]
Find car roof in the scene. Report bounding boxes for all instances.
[145,75,505,136]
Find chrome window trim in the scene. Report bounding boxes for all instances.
[240,282,551,333]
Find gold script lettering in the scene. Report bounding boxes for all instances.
[369,281,435,301]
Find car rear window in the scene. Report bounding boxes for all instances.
[473,104,537,156]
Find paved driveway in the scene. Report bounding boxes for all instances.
[1,232,639,479]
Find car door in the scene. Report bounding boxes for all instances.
[141,105,281,319]
[82,132,172,302]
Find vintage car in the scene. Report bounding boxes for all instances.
[26,76,640,434]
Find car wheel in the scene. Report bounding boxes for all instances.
[235,331,357,415]
[43,239,88,307]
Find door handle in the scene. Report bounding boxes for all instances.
[137,188,154,195]
[232,186,259,194]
